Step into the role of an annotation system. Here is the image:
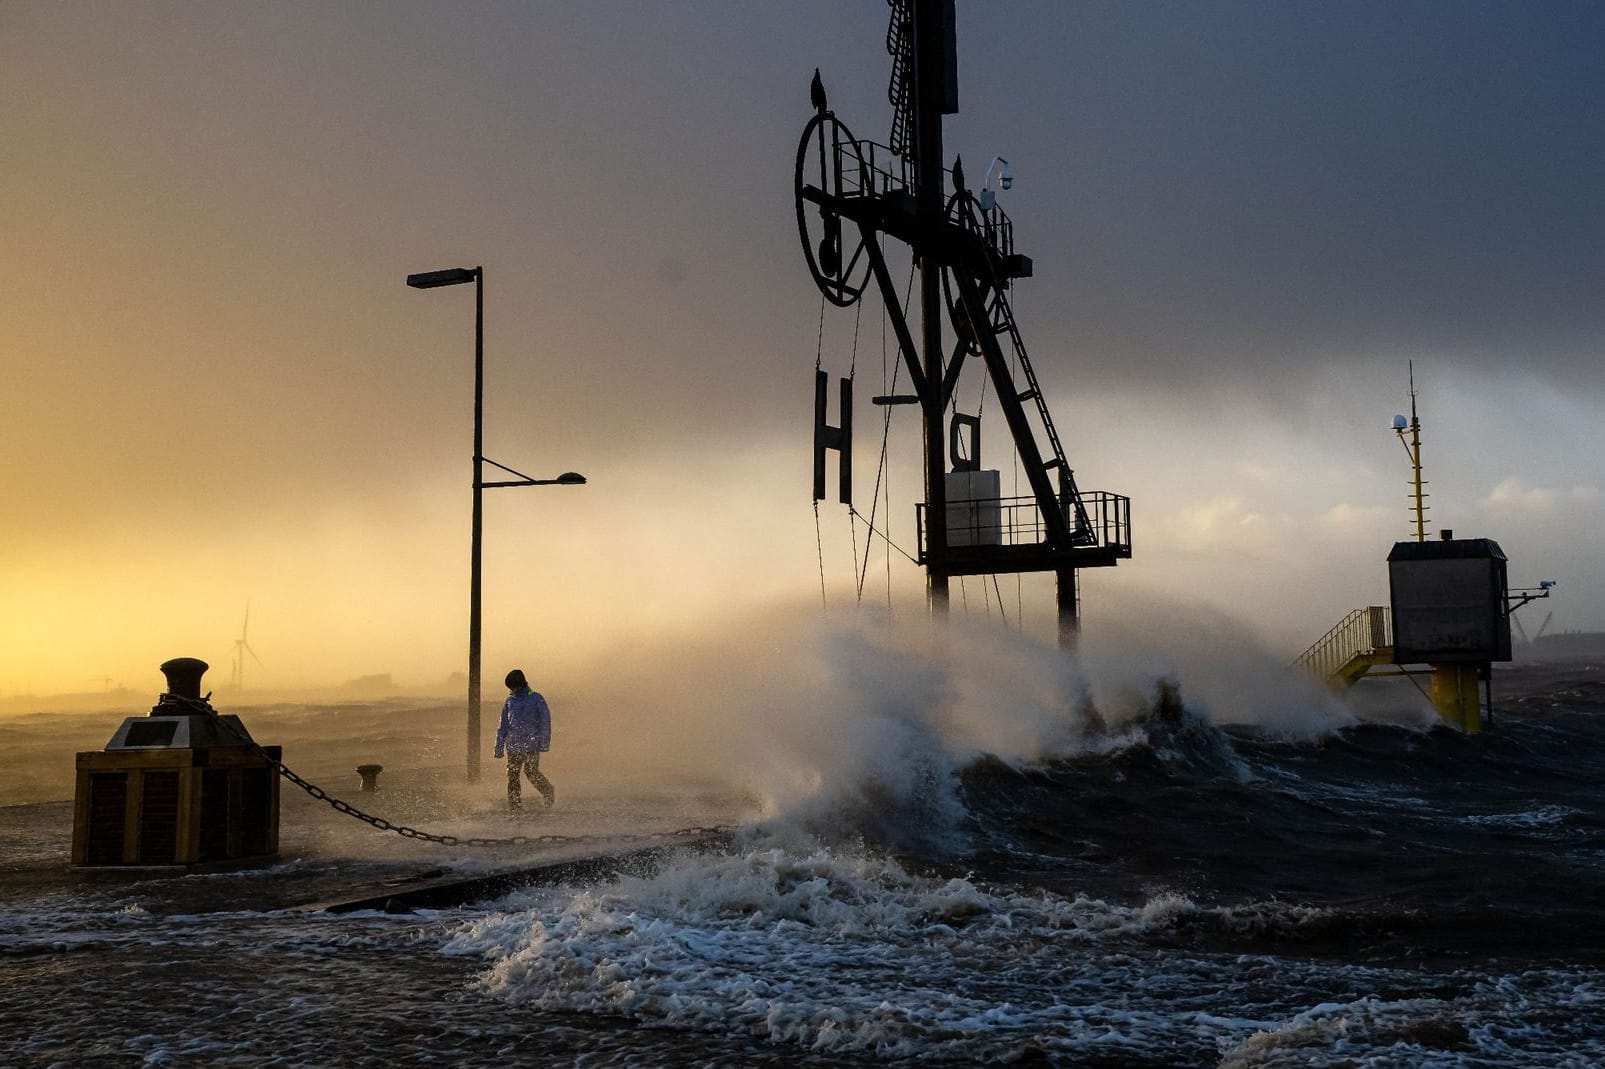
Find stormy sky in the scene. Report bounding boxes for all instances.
[3,2,1601,694]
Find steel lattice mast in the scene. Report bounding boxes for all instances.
[799,0,1131,646]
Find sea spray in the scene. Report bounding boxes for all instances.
[555,602,1384,856]
[443,840,1367,1061]
[6,664,1605,1066]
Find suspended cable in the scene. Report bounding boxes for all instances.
[992,574,1010,630]
[814,293,825,372]
[1010,284,1023,622]
[848,290,863,379]
[844,287,864,599]
[814,499,827,610]
[848,506,860,595]
[848,505,920,565]
[884,248,895,616]
[858,255,917,600]
[811,291,830,611]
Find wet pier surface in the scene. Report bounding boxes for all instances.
[0,762,766,1068]
[1,766,740,918]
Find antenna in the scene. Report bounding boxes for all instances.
[1392,360,1429,542]
[230,603,263,690]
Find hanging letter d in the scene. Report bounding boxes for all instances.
[813,369,852,505]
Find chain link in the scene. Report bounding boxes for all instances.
[164,693,735,850]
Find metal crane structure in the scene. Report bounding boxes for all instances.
[797,0,1130,647]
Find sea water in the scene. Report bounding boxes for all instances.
[3,624,1604,1066]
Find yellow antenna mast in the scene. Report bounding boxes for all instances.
[1392,361,1428,542]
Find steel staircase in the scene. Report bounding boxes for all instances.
[1297,606,1394,687]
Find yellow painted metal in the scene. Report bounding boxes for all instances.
[1303,593,1488,733]
[1330,647,1395,688]
[1398,362,1430,543]
[1429,663,1482,734]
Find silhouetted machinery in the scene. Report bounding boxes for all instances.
[72,658,280,868]
[1388,534,1512,732]
[800,0,1131,647]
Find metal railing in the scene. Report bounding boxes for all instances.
[1296,606,1392,680]
[946,183,1017,265]
[916,490,1131,560]
[835,136,911,201]
[830,136,1018,266]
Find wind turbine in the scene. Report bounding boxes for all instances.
[230,604,263,690]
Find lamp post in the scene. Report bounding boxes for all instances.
[407,265,586,781]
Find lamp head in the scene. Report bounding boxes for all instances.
[406,267,477,289]
[555,472,587,485]
[1391,414,1408,431]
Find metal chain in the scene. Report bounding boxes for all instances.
[161,693,735,850]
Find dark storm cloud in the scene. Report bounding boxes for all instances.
[942,2,1605,399]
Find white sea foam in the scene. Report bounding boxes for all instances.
[2,844,1599,1065]
[440,840,1355,1060]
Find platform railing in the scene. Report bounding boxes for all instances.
[1296,606,1392,680]
[916,490,1131,559]
[946,184,1017,264]
[832,137,1017,265]
[835,136,910,200]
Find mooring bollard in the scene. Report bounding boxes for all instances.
[72,658,281,868]
[356,764,384,791]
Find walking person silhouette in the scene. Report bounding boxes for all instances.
[493,668,555,812]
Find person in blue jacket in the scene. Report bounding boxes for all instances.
[493,668,556,811]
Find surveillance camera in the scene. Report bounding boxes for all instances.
[984,156,1012,196]
[1391,414,1408,431]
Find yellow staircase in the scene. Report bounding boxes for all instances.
[1297,606,1393,687]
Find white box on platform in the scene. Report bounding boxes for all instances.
[945,469,1002,547]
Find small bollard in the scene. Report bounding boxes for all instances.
[355,764,383,791]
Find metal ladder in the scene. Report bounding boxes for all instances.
[885,1,913,157]
[977,280,1094,543]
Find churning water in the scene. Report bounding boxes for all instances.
[4,626,1605,1066]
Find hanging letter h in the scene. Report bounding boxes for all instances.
[813,369,852,504]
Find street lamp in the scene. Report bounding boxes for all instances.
[407,265,585,781]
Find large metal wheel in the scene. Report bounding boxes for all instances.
[795,111,871,308]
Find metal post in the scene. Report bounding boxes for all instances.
[1406,361,1427,543]
[1408,411,1426,544]
[467,266,484,782]
[914,0,949,617]
[1056,567,1079,651]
